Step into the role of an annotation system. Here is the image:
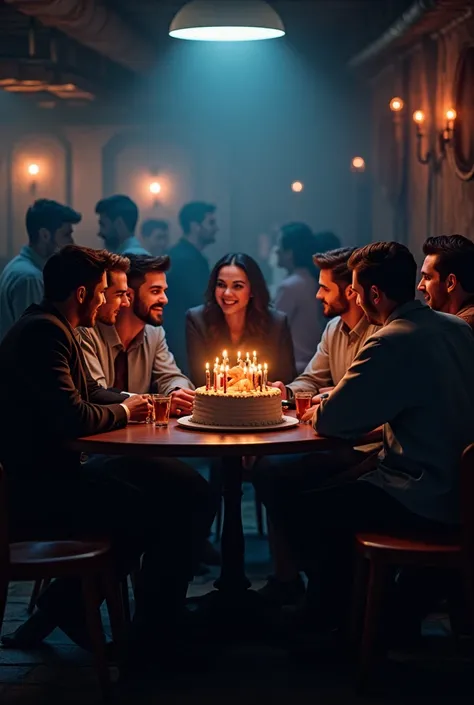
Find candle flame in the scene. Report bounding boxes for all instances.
[206,362,209,369]
[264,362,268,370]
[223,349,227,358]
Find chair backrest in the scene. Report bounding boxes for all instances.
[460,443,474,560]
[0,463,10,570]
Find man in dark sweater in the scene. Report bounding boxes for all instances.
[165,202,218,373]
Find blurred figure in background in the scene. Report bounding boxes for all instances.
[313,230,341,253]
[0,199,81,341]
[140,218,170,257]
[275,223,323,373]
[95,194,150,256]
[165,202,218,374]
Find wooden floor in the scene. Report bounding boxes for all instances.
[1,483,472,704]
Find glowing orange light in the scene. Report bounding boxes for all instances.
[27,163,39,176]
[291,181,303,193]
[149,181,161,195]
[446,108,457,122]
[413,110,425,125]
[351,156,365,172]
[389,97,404,112]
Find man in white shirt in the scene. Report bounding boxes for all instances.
[0,199,81,341]
[255,241,474,632]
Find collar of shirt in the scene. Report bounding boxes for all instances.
[20,245,47,272]
[340,315,372,342]
[115,237,149,255]
[97,320,146,352]
[384,300,424,326]
[457,296,474,317]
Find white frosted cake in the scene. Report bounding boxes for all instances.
[191,387,283,427]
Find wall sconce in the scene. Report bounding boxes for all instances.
[27,163,40,196]
[149,180,161,207]
[291,180,304,193]
[351,156,366,173]
[413,108,457,166]
[389,97,404,117]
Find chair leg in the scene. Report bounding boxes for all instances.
[82,575,111,701]
[27,579,43,614]
[357,559,389,694]
[120,577,131,624]
[215,497,223,541]
[349,552,368,648]
[255,495,265,536]
[102,570,126,662]
[0,577,8,634]
[462,564,474,634]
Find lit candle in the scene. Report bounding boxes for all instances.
[213,362,218,391]
[246,352,250,365]
[257,364,262,391]
[205,362,210,391]
[222,349,229,367]
[223,365,228,393]
[252,350,257,366]
[237,350,242,365]
[220,363,225,388]
[263,362,268,391]
[252,364,256,390]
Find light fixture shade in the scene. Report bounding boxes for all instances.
[169,0,285,41]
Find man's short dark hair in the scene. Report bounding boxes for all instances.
[179,202,215,235]
[95,195,139,233]
[43,245,128,302]
[127,254,171,290]
[25,199,81,245]
[423,235,474,293]
[349,241,416,305]
[140,219,169,238]
[313,247,356,287]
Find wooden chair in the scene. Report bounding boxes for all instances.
[352,443,474,692]
[0,464,125,701]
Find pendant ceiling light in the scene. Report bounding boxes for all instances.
[169,0,285,42]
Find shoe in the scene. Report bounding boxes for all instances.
[257,574,306,607]
[201,539,221,566]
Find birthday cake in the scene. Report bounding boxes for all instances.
[191,361,283,427]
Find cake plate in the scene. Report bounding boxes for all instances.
[177,415,299,432]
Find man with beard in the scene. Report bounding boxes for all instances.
[165,201,218,373]
[254,242,474,639]
[0,199,81,341]
[256,247,379,607]
[0,246,216,673]
[79,254,194,416]
[95,194,151,256]
[418,234,474,331]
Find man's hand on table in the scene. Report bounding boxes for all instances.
[302,388,334,423]
[122,394,152,423]
[270,381,287,400]
[170,388,195,417]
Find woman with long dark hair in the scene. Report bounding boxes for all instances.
[186,253,296,387]
[275,223,327,373]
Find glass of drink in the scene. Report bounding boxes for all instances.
[153,394,172,427]
[295,391,313,422]
[145,395,155,424]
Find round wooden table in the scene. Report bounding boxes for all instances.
[70,414,381,608]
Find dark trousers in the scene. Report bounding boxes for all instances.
[11,455,218,631]
[253,455,447,626]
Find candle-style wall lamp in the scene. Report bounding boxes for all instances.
[412,107,457,166]
[351,156,366,173]
[27,163,39,195]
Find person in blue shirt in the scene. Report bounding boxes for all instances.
[0,199,81,341]
[95,194,151,256]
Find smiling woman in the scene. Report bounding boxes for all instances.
[185,253,296,387]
